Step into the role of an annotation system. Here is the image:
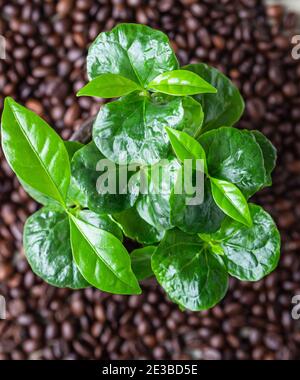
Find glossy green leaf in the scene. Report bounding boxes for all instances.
[77,73,141,98]
[181,96,204,137]
[93,92,185,165]
[152,229,229,311]
[170,174,225,234]
[1,97,70,206]
[166,127,207,173]
[148,70,217,96]
[199,127,266,198]
[251,130,276,187]
[150,93,203,137]
[113,207,164,244]
[69,214,141,295]
[184,63,244,133]
[131,246,156,281]
[210,177,252,227]
[65,141,85,206]
[21,142,83,207]
[67,177,88,209]
[23,207,89,289]
[18,178,59,207]
[207,204,281,281]
[136,157,181,230]
[76,209,123,242]
[64,141,84,160]
[87,23,178,86]
[70,142,137,213]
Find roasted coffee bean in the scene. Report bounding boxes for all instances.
[61,321,75,341]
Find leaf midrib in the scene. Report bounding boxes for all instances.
[70,215,136,292]
[110,37,143,86]
[152,82,212,90]
[212,179,248,224]
[9,104,65,206]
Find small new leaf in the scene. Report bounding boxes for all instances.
[148,70,217,96]
[210,177,252,227]
[166,127,207,173]
[77,73,141,99]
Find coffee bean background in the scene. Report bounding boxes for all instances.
[1,0,300,360]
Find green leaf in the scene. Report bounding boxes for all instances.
[77,73,141,98]
[76,209,123,242]
[20,142,83,208]
[67,177,88,209]
[131,246,156,281]
[18,179,59,207]
[152,229,229,311]
[136,157,181,230]
[250,131,276,187]
[113,207,164,244]
[184,63,244,133]
[199,127,266,198]
[87,23,178,86]
[148,70,217,96]
[64,141,84,160]
[207,204,281,281]
[170,174,225,234]
[70,142,137,213]
[1,97,70,206]
[181,96,204,137]
[23,207,89,289]
[210,177,252,227]
[65,141,85,206]
[69,214,141,295]
[93,92,185,165]
[150,93,203,137]
[165,127,207,173]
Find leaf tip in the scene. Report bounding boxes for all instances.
[133,284,142,295]
[4,96,15,107]
[246,218,253,228]
[76,89,84,97]
[241,212,253,228]
[245,206,253,228]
